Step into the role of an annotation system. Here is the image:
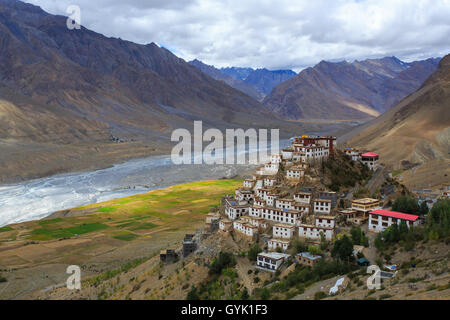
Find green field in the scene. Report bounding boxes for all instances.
[0,227,13,233]
[2,179,242,243]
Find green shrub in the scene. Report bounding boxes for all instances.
[314,291,327,300]
[209,252,236,275]
[248,245,262,262]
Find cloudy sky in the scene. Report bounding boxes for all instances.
[24,0,450,71]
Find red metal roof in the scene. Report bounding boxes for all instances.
[361,152,379,157]
[369,209,419,221]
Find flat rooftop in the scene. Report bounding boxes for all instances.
[258,252,290,260]
[352,198,379,204]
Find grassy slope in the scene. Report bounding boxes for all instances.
[0,180,241,270]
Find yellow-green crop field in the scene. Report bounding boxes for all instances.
[0,179,242,244]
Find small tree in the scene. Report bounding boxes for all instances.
[331,235,354,262]
[308,244,321,255]
[241,288,249,300]
[319,232,329,250]
[292,238,307,253]
[248,245,262,262]
[186,286,200,300]
[260,288,271,300]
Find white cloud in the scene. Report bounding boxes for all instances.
[24,0,450,71]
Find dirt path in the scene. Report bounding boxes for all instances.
[366,165,385,194]
[292,275,344,300]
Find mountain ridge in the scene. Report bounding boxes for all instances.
[341,54,450,189]
[263,56,441,120]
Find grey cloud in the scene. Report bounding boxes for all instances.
[24,0,450,70]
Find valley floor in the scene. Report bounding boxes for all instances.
[0,139,171,185]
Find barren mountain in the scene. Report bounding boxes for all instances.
[341,54,450,189]
[0,0,307,183]
[264,57,440,120]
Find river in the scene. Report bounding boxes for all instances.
[0,139,292,227]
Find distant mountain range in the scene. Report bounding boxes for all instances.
[0,0,446,184]
[0,0,300,146]
[263,56,441,120]
[188,60,296,100]
[341,54,450,189]
[0,0,308,183]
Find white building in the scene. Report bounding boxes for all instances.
[293,203,311,214]
[294,192,312,204]
[273,224,296,239]
[225,199,250,220]
[268,238,290,252]
[243,179,255,189]
[250,206,302,226]
[256,252,290,272]
[344,148,361,161]
[286,166,305,180]
[265,193,277,206]
[368,209,420,233]
[264,176,277,187]
[292,151,307,163]
[219,219,233,233]
[253,197,266,207]
[298,224,334,241]
[247,216,268,230]
[293,144,329,162]
[281,148,293,160]
[314,199,332,214]
[275,199,294,210]
[315,216,336,229]
[270,153,282,164]
[361,152,379,170]
[233,220,258,237]
[264,162,279,175]
[235,189,254,202]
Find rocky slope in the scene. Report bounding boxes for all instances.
[264,57,440,120]
[0,0,308,183]
[0,0,303,143]
[341,54,450,189]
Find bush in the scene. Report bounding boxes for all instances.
[392,196,421,215]
[186,286,200,300]
[314,291,327,300]
[292,239,307,253]
[248,245,262,262]
[209,252,236,275]
[241,288,249,300]
[260,288,271,300]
